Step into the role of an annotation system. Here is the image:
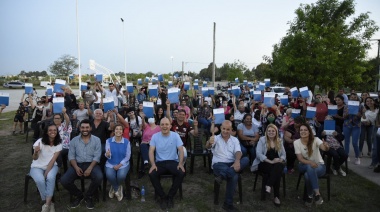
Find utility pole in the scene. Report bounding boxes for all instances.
[374,39,380,91]
[121,18,127,83]
[212,22,216,87]
[182,61,184,82]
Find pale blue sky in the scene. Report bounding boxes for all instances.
[0,0,379,76]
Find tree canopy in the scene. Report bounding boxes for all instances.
[49,54,78,77]
[268,0,378,91]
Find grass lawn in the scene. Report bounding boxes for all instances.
[0,111,380,212]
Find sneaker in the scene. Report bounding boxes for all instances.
[331,168,338,176]
[265,186,271,193]
[215,175,223,185]
[354,158,361,165]
[347,157,350,162]
[305,196,313,207]
[167,196,174,209]
[359,152,363,158]
[338,168,346,177]
[41,204,50,212]
[85,197,94,210]
[314,195,323,205]
[159,197,167,210]
[70,195,84,208]
[109,187,115,198]
[49,203,55,212]
[116,186,123,201]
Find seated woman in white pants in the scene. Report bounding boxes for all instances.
[29,124,62,212]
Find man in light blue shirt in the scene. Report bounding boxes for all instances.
[149,118,185,210]
[60,119,103,210]
[206,120,249,212]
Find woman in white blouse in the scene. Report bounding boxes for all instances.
[294,123,329,207]
[360,97,378,158]
[30,124,62,212]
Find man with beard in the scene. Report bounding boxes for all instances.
[60,119,103,210]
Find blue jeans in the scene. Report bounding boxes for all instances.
[199,118,212,131]
[30,165,58,201]
[140,143,150,170]
[60,162,103,198]
[343,126,360,158]
[360,125,373,153]
[372,131,380,166]
[240,144,256,160]
[105,165,130,191]
[298,163,326,197]
[212,157,249,206]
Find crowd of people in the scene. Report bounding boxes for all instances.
[10,79,380,211]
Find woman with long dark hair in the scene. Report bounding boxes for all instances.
[29,124,62,212]
[294,124,329,206]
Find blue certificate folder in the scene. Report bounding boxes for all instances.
[324,120,336,135]
[290,87,299,98]
[291,109,301,118]
[328,105,337,115]
[96,74,103,82]
[103,97,114,112]
[264,93,275,107]
[25,83,33,94]
[0,93,10,106]
[149,85,158,97]
[305,106,316,119]
[348,101,359,115]
[168,88,179,104]
[299,86,309,98]
[213,108,225,124]
[53,97,64,114]
[143,101,154,118]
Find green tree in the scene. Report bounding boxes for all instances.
[49,54,78,77]
[226,60,248,82]
[253,63,272,81]
[198,63,216,81]
[268,0,378,92]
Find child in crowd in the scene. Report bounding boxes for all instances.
[13,93,29,135]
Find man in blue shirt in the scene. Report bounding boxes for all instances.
[149,117,185,210]
[206,120,249,212]
[60,119,103,210]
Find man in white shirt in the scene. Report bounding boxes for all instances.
[98,82,120,108]
[206,120,249,212]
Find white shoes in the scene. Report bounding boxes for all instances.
[331,168,338,176]
[115,186,124,201]
[354,158,361,165]
[338,168,346,177]
[41,204,50,212]
[109,187,115,198]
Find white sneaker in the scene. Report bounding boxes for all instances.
[331,168,338,176]
[41,204,50,212]
[347,157,350,162]
[338,168,346,177]
[109,187,115,198]
[115,186,123,201]
[354,158,360,165]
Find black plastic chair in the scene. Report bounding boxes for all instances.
[214,173,242,205]
[189,129,212,174]
[102,172,132,201]
[23,172,60,203]
[252,170,286,200]
[296,172,330,201]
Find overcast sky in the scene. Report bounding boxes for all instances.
[0,0,379,76]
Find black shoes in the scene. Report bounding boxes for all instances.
[85,197,94,209]
[70,195,84,208]
[374,165,380,173]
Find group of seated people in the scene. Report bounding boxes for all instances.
[25,81,380,212]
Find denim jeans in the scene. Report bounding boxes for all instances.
[360,125,373,153]
[60,162,103,198]
[326,147,348,170]
[140,143,150,171]
[343,126,361,158]
[105,165,130,191]
[298,163,326,197]
[30,165,58,201]
[212,157,249,206]
[240,144,256,161]
[149,160,185,199]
